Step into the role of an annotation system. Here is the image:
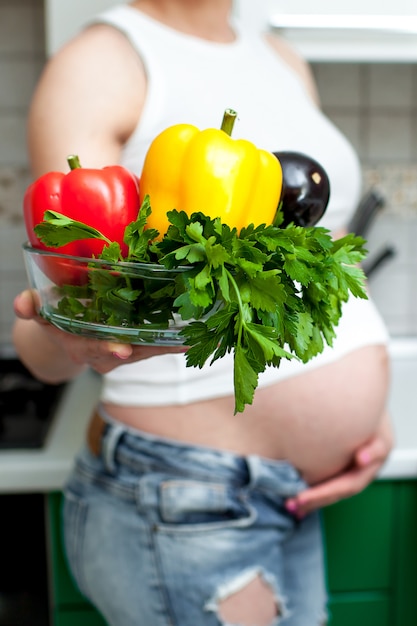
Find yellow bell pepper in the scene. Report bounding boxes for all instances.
[139,109,283,235]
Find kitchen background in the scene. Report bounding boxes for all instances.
[1,0,417,345]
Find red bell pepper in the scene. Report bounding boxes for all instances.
[24,155,141,284]
[24,155,141,257]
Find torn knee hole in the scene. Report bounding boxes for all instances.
[216,571,282,626]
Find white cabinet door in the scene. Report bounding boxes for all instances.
[266,0,417,14]
[251,0,417,61]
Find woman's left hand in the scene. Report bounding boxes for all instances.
[285,410,394,518]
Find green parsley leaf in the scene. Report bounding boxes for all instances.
[123,195,160,261]
[34,210,110,247]
[39,198,369,413]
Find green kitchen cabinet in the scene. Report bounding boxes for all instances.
[47,491,89,608]
[46,481,417,626]
[47,491,107,625]
[328,594,391,625]
[323,480,417,625]
[324,482,394,592]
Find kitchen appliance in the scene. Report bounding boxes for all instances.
[348,187,386,238]
[0,344,65,449]
[348,187,397,279]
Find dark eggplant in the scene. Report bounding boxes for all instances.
[273,151,330,227]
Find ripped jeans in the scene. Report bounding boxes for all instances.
[63,421,328,626]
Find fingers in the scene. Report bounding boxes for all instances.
[108,343,187,362]
[49,330,188,374]
[285,413,394,518]
[355,437,387,468]
[131,344,188,360]
[13,290,40,319]
[355,411,394,468]
[107,342,134,360]
[286,461,380,518]
[14,289,189,373]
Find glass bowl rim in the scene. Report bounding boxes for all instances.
[22,242,190,274]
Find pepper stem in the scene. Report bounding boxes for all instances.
[67,154,82,170]
[221,109,237,136]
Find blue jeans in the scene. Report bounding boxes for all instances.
[63,419,328,626]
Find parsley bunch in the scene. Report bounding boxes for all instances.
[34,197,368,413]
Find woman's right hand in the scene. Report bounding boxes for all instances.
[13,289,187,381]
[285,411,394,517]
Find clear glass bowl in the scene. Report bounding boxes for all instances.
[22,243,209,345]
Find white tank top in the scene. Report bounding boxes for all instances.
[88,5,389,407]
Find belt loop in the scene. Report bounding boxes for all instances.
[245,455,260,489]
[102,424,125,473]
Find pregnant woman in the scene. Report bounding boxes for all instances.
[13,1,393,624]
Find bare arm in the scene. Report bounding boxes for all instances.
[14,24,184,382]
[13,291,186,384]
[27,24,145,175]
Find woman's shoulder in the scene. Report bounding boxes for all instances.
[47,22,144,86]
[27,23,146,172]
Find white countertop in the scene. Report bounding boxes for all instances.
[0,342,416,492]
[0,369,101,493]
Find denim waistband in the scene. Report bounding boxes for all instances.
[96,405,307,498]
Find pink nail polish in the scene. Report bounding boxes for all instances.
[359,451,371,465]
[112,352,129,360]
[285,500,297,513]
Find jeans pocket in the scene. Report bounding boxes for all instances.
[158,479,255,531]
[63,488,90,598]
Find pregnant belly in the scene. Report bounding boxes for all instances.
[247,344,390,484]
[105,344,390,486]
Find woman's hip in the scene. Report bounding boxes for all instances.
[62,416,327,625]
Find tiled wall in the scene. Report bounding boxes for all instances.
[0,0,44,345]
[314,63,417,165]
[1,0,417,342]
[313,63,417,336]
